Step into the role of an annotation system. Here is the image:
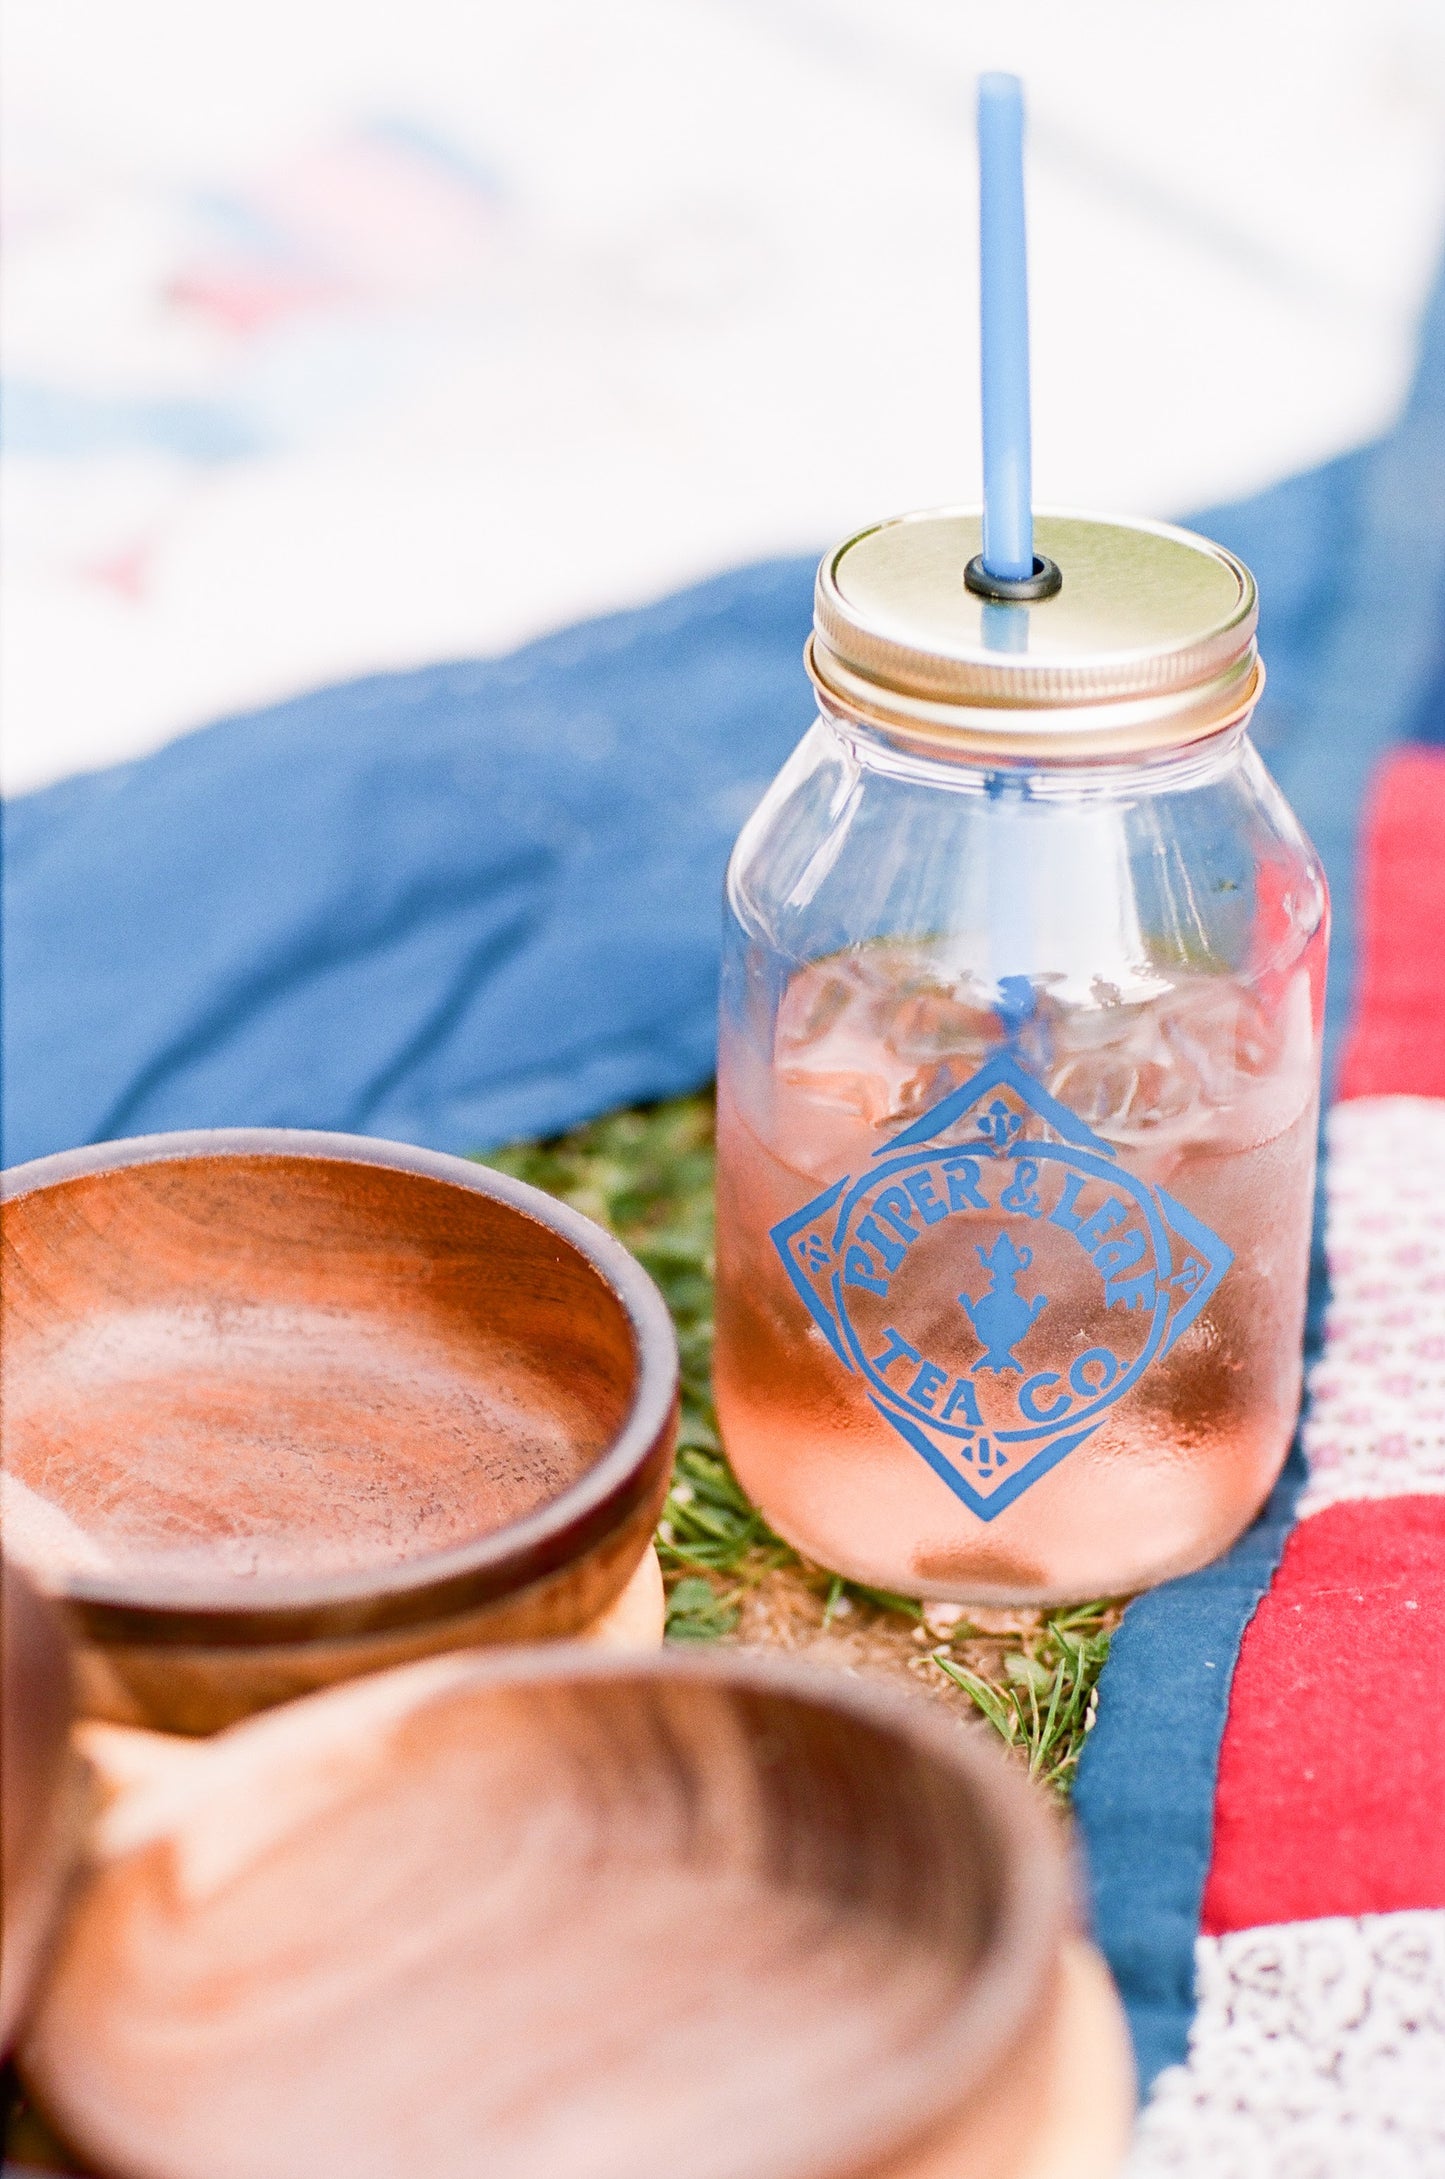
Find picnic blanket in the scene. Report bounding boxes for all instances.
[1086,752,1445,2176]
[7,264,1445,2179]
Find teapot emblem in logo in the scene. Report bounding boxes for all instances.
[959,1232,1047,1373]
[771,1051,1232,1520]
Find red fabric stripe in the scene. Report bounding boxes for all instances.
[1202,1496,1445,1932]
[1199,751,1445,1932]
[1338,746,1445,1099]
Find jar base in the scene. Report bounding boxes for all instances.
[750,1485,1278,1614]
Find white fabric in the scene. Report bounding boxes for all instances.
[1301,1097,1445,1518]
[6,0,1445,791]
[1130,1912,1445,2178]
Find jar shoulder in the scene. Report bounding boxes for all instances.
[726,717,1327,990]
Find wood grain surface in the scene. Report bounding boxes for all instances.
[20,1647,1082,2179]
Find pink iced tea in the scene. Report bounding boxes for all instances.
[714,943,1319,1603]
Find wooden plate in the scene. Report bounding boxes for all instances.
[20,1648,1130,2179]
[1,1133,677,1731]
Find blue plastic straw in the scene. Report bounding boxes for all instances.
[977,73,1034,582]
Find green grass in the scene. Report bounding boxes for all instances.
[929,1604,1114,1799]
[481,1094,794,1586]
[479,1092,1114,1801]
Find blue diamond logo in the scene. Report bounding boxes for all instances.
[770,1051,1232,1520]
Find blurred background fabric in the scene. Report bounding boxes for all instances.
[6,0,1445,791]
[2,560,817,1165]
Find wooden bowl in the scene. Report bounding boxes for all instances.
[1,1562,79,2055]
[21,1649,1131,2179]
[1,1132,678,1732]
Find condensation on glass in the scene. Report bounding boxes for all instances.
[714,509,1327,1605]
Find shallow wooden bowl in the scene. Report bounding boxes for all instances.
[1,1132,678,1732]
[21,1649,1131,2179]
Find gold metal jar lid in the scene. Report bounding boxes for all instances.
[807,508,1261,759]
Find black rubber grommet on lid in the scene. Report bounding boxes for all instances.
[964,553,1063,603]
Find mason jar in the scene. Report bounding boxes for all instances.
[714,509,1327,1605]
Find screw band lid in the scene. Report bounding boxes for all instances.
[810,507,1260,758]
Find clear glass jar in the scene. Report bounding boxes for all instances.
[713,510,1327,1605]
